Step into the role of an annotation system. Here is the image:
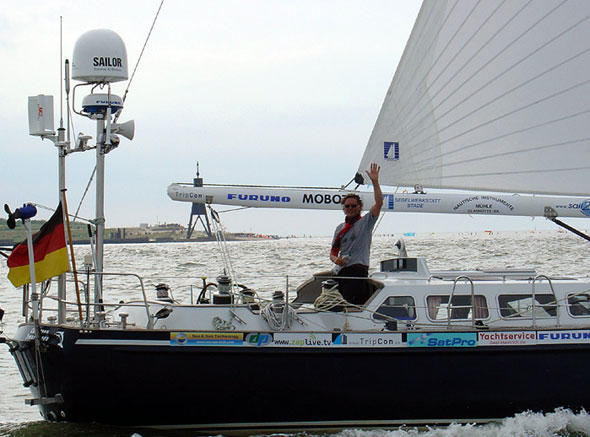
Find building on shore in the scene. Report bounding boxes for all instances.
[1,219,278,245]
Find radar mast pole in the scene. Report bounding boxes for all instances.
[95,114,106,308]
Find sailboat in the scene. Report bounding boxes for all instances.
[3,0,590,432]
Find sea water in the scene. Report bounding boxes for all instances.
[0,231,588,436]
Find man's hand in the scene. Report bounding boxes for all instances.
[367,162,383,217]
[365,162,380,183]
[330,254,347,266]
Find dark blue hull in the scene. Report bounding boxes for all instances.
[9,325,590,430]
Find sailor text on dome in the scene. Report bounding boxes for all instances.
[92,57,123,68]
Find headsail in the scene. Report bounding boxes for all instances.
[358,0,590,196]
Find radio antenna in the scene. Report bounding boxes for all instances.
[59,16,64,130]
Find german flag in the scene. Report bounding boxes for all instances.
[7,203,70,287]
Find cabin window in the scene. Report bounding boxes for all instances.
[374,296,416,321]
[567,293,590,316]
[426,295,488,320]
[498,294,557,318]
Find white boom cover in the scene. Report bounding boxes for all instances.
[358,0,590,196]
[167,183,590,218]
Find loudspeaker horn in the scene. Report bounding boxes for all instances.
[112,120,135,140]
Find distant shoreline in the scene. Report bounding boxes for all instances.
[0,233,280,247]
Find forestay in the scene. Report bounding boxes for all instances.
[358,0,590,196]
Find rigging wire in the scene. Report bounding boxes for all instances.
[115,0,164,122]
[32,203,94,225]
[372,212,385,236]
[73,166,97,222]
[66,86,76,146]
[216,206,250,214]
[174,182,362,190]
[340,176,356,190]
[208,205,240,288]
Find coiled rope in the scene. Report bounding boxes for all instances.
[314,283,348,311]
[261,301,295,331]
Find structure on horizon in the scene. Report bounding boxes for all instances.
[186,162,212,239]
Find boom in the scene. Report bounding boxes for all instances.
[167,183,590,218]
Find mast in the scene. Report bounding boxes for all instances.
[95,116,106,303]
[57,17,67,322]
[57,126,67,323]
[70,30,132,315]
[27,28,134,323]
[69,30,133,318]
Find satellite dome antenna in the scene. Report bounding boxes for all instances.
[71,28,136,305]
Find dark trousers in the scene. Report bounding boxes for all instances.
[337,264,370,306]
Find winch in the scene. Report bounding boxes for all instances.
[212,274,232,304]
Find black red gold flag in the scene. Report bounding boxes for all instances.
[7,204,69,287]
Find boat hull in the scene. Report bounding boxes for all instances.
[10,324,590,430]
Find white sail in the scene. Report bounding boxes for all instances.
[358,0,590,196]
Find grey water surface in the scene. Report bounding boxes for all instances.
[0,232,589,436]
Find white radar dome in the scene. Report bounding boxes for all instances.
[72,29,128,83]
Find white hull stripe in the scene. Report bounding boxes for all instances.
[143,417,500,431]
[75,339,169,346]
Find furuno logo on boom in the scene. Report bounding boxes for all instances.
[227,194,291,203]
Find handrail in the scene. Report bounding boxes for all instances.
[91,271,151,328]
[33,271,151,328]
[448,276,476,329]
[531,275,559,328]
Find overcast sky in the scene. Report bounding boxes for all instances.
[1,1,583,236]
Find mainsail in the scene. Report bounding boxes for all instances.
[358,0,590,196]
[168,0,590,219]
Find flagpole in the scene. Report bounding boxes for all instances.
[61,191,83,321]
[22,219,38,321]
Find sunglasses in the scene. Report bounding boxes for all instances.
[343,204,359,209]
